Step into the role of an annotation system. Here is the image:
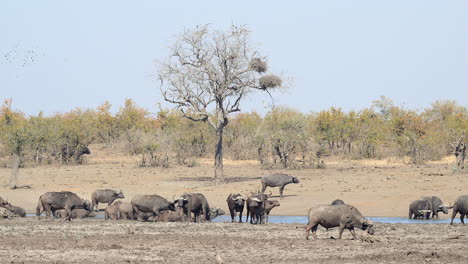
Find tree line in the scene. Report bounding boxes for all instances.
[0,97,466,170]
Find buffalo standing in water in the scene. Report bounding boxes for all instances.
[450,195,468,225]
[174,193,211,222]
[261,174,299,198]
[226,193,247,223]
[408,199,432,219]
[421,196,451,219]
[91,189,125,212]
[37,191,91,221]
[131,195,175,221]
[305,204,374,240]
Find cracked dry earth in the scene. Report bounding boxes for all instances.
[0,218,467,263]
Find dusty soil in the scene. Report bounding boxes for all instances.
[0,217,467,263]
[0,144,465,217]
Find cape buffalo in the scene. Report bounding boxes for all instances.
[226,193,247,223]
[158,207,186,222]
[246,192,268,224]
[422,196,451,219]
[174,193,210,222]
[331,199,345,205]
[37,191,91,221]
[0,202,26,217]
[450,195,468,225]
[91,189,125,212]
[409,199,432,219]
[261,173,299,198]
[131,195,175,221]
[262,199,280,224]
[105,201,124,220]
[208,207,225,221]
[55,209,95,219]
[305,204,374,240]
[118,202,135,220]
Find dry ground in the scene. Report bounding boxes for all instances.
[1,145,467,263]
[0,218,467,263]
[0,144,465,217]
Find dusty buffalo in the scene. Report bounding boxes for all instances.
[175,193,210,222]
[262,199,280,224]
[409,199,432,219]
[0,202,26,217]
[158,207,186,222]
[422,196,451,219]
[305,204,374,240]
[450,195,468,225]
[331,199,345,205]
[208,207,225,221]
[55,209,94,219]
[118,202,135,220]
[246,192,268,224]
[131,195,175,221]
[226,193,247,223]
[261,174,299,198]
[105,201,124,220]
[91,189,125,211]
[37,191,91,221]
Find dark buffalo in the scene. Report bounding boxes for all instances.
[422,196,451,219]
[105,201,124,220]
[226,193,247,223]
[450,195,468,225]
[261,173,299,197]
[131,195,175,221]
[0,202,26,217]
[55,209,95,219]
[409,199,432,219]
[262,199,280,224]
[118,202,135,220]
[91,189,125,212]
[305,204,374,240]
[175,193,210,222]
[246,192,268,224]
[37,191,91,221]
[331,199,345,205]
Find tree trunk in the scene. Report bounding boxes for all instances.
[214,124,224,182]
[9,154,20,188]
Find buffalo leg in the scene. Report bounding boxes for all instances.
[408,210,412,219]
[349,228,356,240]
[450,210,458,225]
[239,210,243,223]
[261,182,267,193]
[43,204,52,219]
[246,207,250,223]
[305,222,318,240]
[64,207,72,221]
[279,186,285,198]
[461,214,465,224]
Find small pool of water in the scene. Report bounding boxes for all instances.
[211,215,462,224]
[29,214,462,224]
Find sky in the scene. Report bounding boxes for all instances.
[1,1,467,116]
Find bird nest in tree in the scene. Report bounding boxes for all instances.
[250,58,267,73]
[259,75,282,90]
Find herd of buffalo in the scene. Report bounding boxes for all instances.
[1,173,468,240]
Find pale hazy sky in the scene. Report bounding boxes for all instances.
[1,1,467,116]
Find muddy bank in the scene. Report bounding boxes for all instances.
[0,218,467,263]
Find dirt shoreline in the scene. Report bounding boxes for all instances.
[0,218,467,263]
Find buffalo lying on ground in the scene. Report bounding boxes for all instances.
[226,193,246,223]
[246,192,269,224]
[36,191,91,221]
[158,207,224,222]
[262,199,280,224]
[91,189,125,212]
[175,193,210,222]
[131,195,175,221]
[261,174,299,198]
[305,204,374,240]
[450,195,468,225]
[409,199,432,219]
[331,199,345,205]
[55,209,94,219]
[208,207,225,221]
[421,196,451,219]
[0,202,26,217]
[105,201,124,220]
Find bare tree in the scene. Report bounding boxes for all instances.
[158,25,282,181]
[451,135,466,173]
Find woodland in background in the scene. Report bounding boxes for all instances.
[0,97,466,170]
